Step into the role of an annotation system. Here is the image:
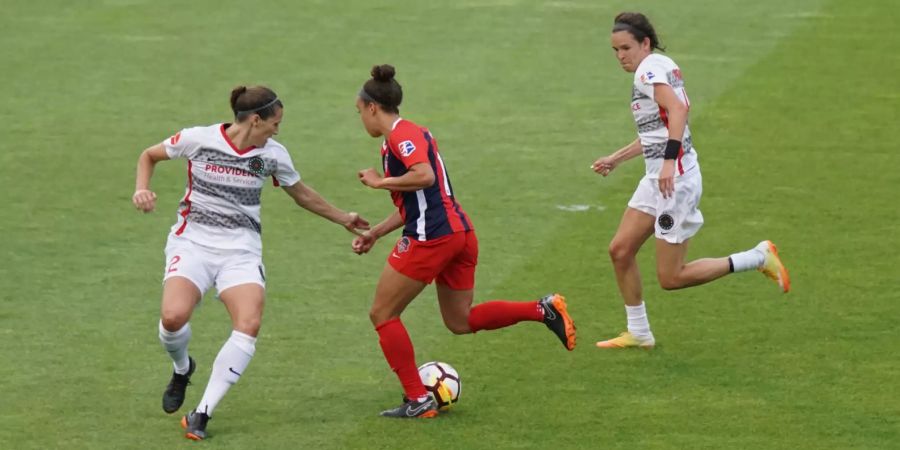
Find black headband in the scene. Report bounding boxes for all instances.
[235,97,280,118]
[358,88,378,104]
[613,22,645,40]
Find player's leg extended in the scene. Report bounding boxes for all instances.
[596,207,656,349]
[185,283,264,440]
[159,277,201,414]
[655,239,730,289]
[370,264,437,418]
[439,286,575,350]
[435,285,475,334]
[434,230,574,349]
[655,240,790,293]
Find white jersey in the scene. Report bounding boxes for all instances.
[631,53,699,177]
[163,123,301,255]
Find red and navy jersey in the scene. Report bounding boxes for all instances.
[381,119,473,241]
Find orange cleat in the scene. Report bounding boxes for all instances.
[540,293,576,351]
[595,331,655,349]
[757,240,790,293]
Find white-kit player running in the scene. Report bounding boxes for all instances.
[591,12,791,349]
[132,85,369,440]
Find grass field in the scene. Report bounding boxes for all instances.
[2,0,899,448]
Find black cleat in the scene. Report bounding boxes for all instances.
[539,293,576,351]
[181,409,210,440]
[380,396,439,418]
[162,357,195,414]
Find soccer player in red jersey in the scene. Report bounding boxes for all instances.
[351,65,577,418]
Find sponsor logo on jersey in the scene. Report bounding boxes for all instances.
[248,156,265,175]
[204,163,255,177]
[397,236,410,253]
[398,140,416,157]
[170,132,181,145]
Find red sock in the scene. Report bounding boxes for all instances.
[375,318,427,400]
[467,300,543,332]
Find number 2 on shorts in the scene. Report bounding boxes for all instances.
[167,255,181,273]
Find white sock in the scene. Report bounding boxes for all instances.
[729,242,766,272]
[196,330,256,417]
[626,302,653,339]
[159,321,192,374]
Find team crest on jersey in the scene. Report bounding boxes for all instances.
[248,156,265,175]
[398,140,416,157]
[397,236,410,253]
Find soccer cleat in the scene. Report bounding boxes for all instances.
[380,396,439,419]
[595,331,655,349]
[539,293,576,351]
[181,409,210,440]
[757,240,790,293]
[163,357,196,414]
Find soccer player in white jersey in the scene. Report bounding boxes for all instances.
[591,12,790,349]
[132,85,369,440]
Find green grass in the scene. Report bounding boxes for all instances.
[2,0,898,448]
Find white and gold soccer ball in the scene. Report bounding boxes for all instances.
[417,361,461,410]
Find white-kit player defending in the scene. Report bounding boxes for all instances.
[591,12,790,349]
[132,85,369,440]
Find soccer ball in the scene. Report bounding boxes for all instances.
[418,361,461,410]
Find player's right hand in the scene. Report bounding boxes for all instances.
[591,155,617,177]
[352,232,377,255]
[133,189,157,213]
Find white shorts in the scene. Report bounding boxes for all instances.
[163,236,266,296]
[627,168,704,244]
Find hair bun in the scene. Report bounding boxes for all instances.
[370,64,396,82]
[230,86,248,112]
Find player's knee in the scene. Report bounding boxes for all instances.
[608,241,636,265]
[369,308,391,326]
[160,311,189,331]
[657,274,685,291]
[234,317,261,336]
[444,319,471,335]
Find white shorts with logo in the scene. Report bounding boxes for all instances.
[163,236,266,296]
[627,167,704,244]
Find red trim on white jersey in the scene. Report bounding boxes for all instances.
[175,160,193,235]
[220,124,256,155]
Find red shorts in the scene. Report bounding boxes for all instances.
[387,231,478,290]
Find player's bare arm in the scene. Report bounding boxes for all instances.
[281,181,369,234]
[653,83,688,198]
[133,143,170,213]
[358,162,434,191]
[592,138,642,176]
[351,211,403,255]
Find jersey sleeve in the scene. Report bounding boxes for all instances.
[272,147,302,187]
[634,59,670,100]
[387,125,431,169]
[162,128,198,159]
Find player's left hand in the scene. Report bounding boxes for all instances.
[358,168,383,188]
[352,232,377,255]
[344,212,370,235]
[658,160,676,199]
